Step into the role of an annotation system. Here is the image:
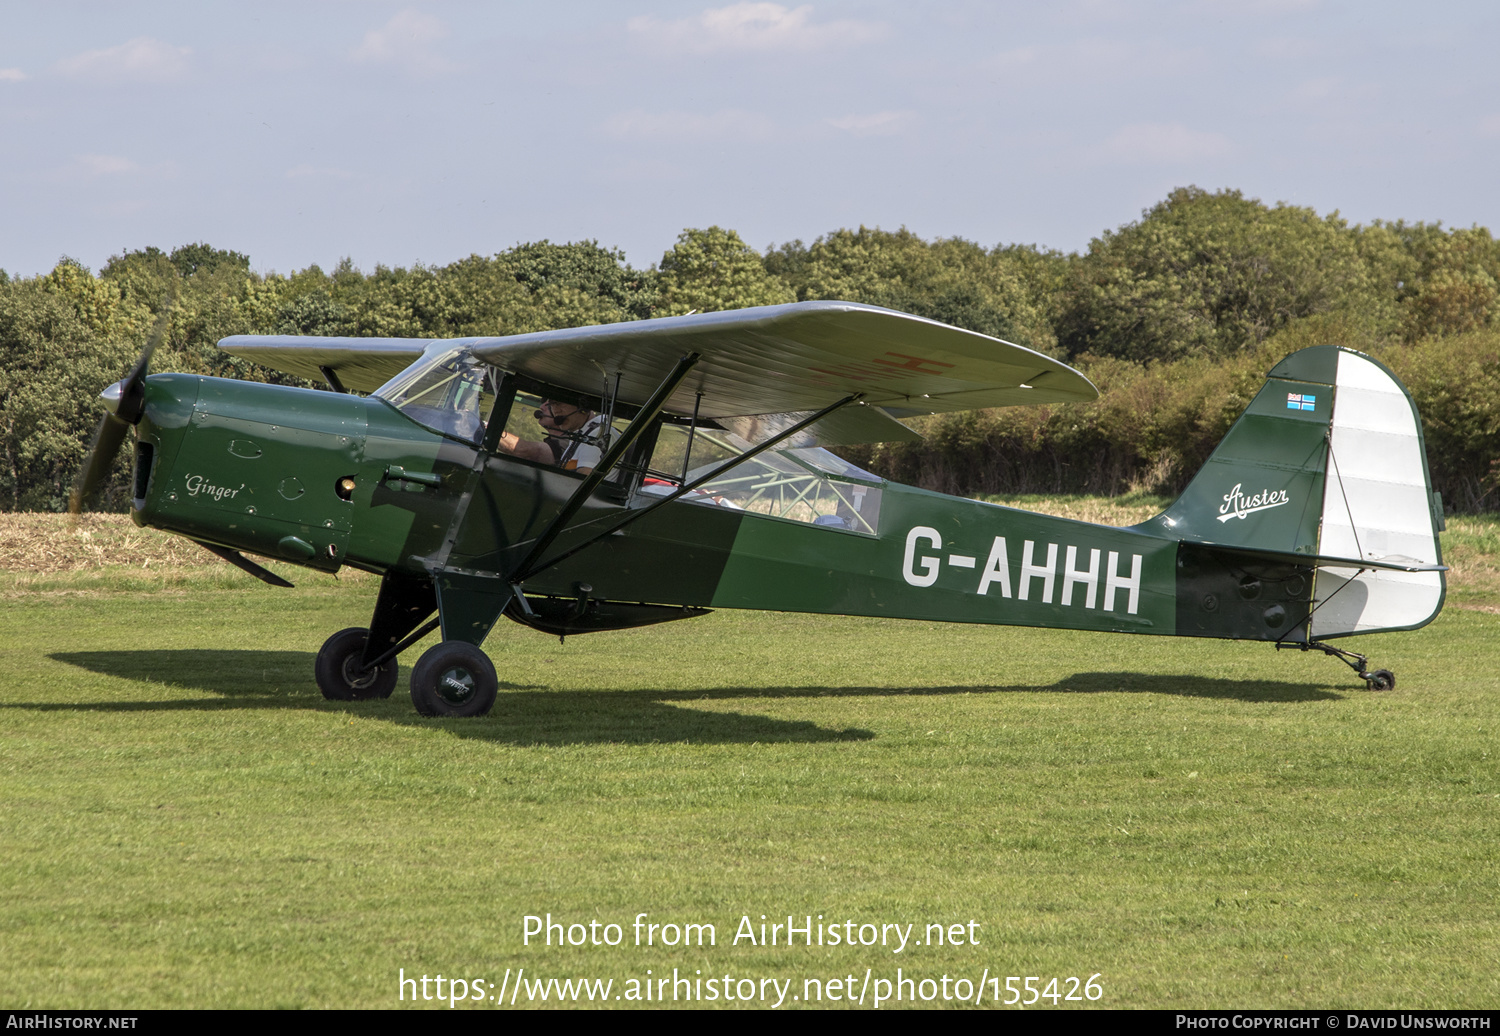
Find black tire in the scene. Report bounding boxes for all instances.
[410,641,498,718]
[1365,669,1396,692]
[315,627,399,701]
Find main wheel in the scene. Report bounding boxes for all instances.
[315,627,399,701]
[1365,669,1396,692]
[410,641,498,717]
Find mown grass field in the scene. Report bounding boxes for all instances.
[1,506,1497,1009]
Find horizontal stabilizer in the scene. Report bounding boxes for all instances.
[1185,542,1447,574]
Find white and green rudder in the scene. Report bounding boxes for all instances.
[1137,345,1445,669]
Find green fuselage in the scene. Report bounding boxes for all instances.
[133,374,1312,646]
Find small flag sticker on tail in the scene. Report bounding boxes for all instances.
[1287,393,1316,411]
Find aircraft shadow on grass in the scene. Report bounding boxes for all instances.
[38,649,1342,747]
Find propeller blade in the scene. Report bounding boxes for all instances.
[69,413,131,514]
[114,304,172,425]
[69,301,173,514]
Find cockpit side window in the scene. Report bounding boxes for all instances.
[495,390,652,488]
[497,392,610,472]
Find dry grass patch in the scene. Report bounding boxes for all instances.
[0,513,208,573]
[0,513,370,593]
[1440,513,1500,612]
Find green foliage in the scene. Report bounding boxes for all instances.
[845,326,1500,510]
[100,246,178,314]
[259,242,657,341]
[845,348,1263,498]
[275,289,349,337]
[784,227,1058,354]
[1358,222,1500,341]
[1383,331,1500,511]
[762,238,811,295]
[657,226,793,316]
[169,242,251,278]
[0,270,142,510]
[7,195,1500,514]
[994,243,1074,336]
[1059,187,1381,362]
[499,240,658,321]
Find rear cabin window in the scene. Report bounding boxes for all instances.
[645,427,884,535]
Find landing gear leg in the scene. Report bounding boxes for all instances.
[1277,639,1395,691]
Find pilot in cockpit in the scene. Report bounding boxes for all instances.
[495,399,606,475]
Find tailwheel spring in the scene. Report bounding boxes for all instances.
[1276,639,1396,691]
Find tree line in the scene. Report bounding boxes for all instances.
[2,186,1497,512]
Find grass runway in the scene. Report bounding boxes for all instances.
[1,513,1498,1009]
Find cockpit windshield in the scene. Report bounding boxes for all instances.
[373,346,497,444]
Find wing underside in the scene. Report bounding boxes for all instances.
[217,336,443,394]
[468,301,1096,419]
[219,302,1097,444]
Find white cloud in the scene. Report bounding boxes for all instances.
[0,68,25,82]
[75,154,139,177]
[825,111,913,137]
[55,37,190,83]
[989,38,1205,81]
[1253,36,1322,60]
[591,158,692,185]
[604,108,776,141]
[352,9,454,75]
[628,3,886,54]
[92,199,150,219]
[286,165,356,181]
[1285,75,1377,105]
[1050,0,1144,26]
[1098,123,1232,164]
[1196,0,1319,13]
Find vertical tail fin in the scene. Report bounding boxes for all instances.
[1142,345,1444,638]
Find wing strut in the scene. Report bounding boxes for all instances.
[507,353,700,583]
[318,365,348,394]
[512,392,862,582]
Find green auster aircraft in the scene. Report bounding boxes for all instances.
[73,302,1446,716]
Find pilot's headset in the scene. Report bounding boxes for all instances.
[534,400,597,443]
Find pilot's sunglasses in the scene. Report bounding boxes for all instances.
[534,402,580,421]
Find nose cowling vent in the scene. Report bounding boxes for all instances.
[132,440,154,508]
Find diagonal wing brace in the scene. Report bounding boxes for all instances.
[513,392,862,582]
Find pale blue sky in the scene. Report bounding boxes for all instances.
[2,1,1497,277]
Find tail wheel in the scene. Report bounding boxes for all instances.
[410,641,498,717]
[1364,669,1396,692]
[315,627,398,701]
